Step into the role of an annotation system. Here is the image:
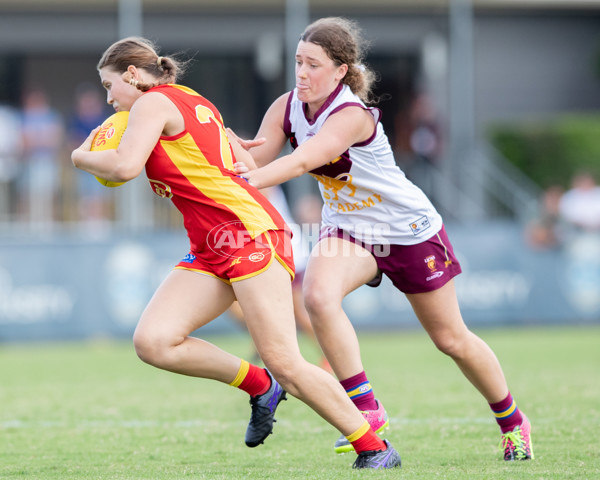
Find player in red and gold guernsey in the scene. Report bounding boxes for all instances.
[144,82,293,282]
[71,37,401,469]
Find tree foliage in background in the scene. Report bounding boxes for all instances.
[488,114,600,189]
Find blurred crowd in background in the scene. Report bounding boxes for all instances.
[2,78,599,249]
[526,170,600,249]
[1,2,599,244]
[0,81,448,235]
[0,84,116,231]
[1,79,599,247]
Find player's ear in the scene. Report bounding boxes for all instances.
[335,63,348,81]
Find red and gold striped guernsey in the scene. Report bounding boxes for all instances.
[144,84,288,254]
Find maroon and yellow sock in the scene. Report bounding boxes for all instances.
[340,371,378,411]
[229,359,270,397]
[347,421,387,454]
[490,391,524,433]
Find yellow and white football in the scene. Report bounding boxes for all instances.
[90,111,129,187]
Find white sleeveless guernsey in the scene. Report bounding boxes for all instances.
[283,83,443,245]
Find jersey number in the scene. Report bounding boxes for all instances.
[195,105,234,170]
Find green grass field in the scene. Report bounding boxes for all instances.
[1,325,599,479]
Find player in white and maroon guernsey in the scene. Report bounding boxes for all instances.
[235,17,533,463]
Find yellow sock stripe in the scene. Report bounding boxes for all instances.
[229,359,250,387]
[345,421,371,443]
[494,400,517,419]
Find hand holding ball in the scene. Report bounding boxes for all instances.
[91,111,129,187]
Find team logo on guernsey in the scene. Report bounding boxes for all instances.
[409,216,431,235]
[148,179,173,198]
[425,254,444,281]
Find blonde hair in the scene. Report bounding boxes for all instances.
[97,36,187,92]
[300,17,377,104]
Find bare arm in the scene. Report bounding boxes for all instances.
[71,92,177,182]
[244,93,290,168]
[241,106,375,189]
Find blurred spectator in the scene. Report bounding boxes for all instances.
[18,88,64,229]
[393,92,442,164]
[293,191,324,227]
[525,184,565,250]
[67,83,113,227]
[0,104,22,221]
[408,93,442,163]
[559,170,600,232]
[393,92,443,206]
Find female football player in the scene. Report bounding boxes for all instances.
[71,36,401,469]
[234,17,533,462]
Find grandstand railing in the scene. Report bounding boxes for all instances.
[412,142,541,224]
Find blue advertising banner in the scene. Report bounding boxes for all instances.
[0,222,598,342]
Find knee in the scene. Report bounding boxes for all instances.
[302,282,322,315]
[261,353,301,391]
[429,330,466,359]
[133,325,172,368]
[266,364,296,391]
[303,282,337,320]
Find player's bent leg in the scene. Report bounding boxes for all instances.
[302,238,393,453]
[407,280,509,402]
[234,261,394,452]
[302,236,378,380]
[133,269,240,382]
[408,280,533,461]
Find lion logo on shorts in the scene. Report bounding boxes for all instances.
[425,255,437,272]
[425,254,444,282]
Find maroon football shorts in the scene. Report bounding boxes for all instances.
[319,225,461,294]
